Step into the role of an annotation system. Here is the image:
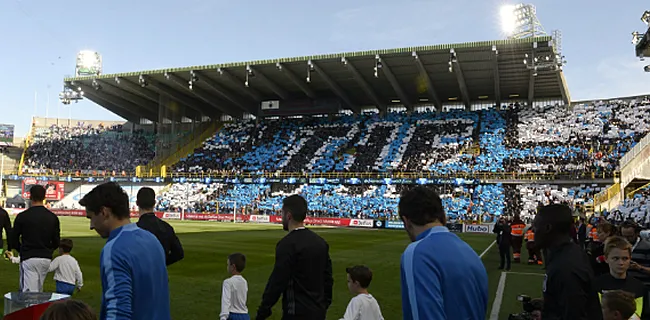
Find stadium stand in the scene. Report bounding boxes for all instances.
[167,100,650,178]
[22,123,155,174]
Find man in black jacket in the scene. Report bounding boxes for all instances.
[9,185,60,292]
[493,217,512,271]
[534,204,602,320]
[256,195,333,320]
[0,205,12,255]
[135,187,184,266]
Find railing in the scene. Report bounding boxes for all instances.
[594,183,621,207]
[139,121,221,176]
[18,118,36,174]
[13,169,620,181]
[621,132,650,169]
[626,181,650,199]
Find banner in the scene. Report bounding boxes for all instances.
[266,215,352,227]
[22,179,65,201]
[348,219,374,228]
[385,220,405,229]
[447,223,464,233]
[162,212,181,220]
[249,215,271,223]
[463,224,494,234]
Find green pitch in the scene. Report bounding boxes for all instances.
[0,217,545,319]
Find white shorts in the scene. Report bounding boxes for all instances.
[20,258,51,292]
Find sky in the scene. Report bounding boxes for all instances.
[0,0,648,137]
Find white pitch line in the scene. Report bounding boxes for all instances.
[489,271,508,320]
[506,271,545,277]
[479,240,496,259]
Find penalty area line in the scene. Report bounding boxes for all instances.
[479,240,496,259]
[489,271,507,320]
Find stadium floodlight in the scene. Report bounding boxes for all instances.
[500,3,547,39]
[642,11,650,25]
[633,32,643,45]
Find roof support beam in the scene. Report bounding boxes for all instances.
[557,71,571,105]
[528,70,535,107]
[491,47,501,108]
[193,71,257,114]
[79,90,142,123]
[246,65,289,100]
[96,80,158,114]
[165,72,241,118]
[217,68,263,101]
[341,57,386,112]
[276,63,316,99]
[106,78,199,120]
[449,49,471,110]
[75,83,154,122]
[308,60,360,113]
[144,76,221,119]
[411,51,442,112]
[376,55,411,109]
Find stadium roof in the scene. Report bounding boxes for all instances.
[63,36,570,123]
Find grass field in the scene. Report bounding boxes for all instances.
[1,217,546,319]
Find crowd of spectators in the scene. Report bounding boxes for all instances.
[20,98,650,179]
[155,181,610,223]
[172,99,650,177]
[23,123,155,174]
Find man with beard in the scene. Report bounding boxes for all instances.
[79,182,170,320]
[256,195,333,320]
[535,204,602,320]
[399,186,488,320]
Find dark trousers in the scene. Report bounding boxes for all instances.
[499,245,511,270]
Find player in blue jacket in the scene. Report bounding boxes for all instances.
[398,186,489,320]
[79,182,171,320]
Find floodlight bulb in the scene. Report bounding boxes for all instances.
[500,5,517,34]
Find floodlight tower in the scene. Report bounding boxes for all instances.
[500,4,547,39]
[632,10,650,71]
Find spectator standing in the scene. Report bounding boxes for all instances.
[135,187,184,266]
[256,195,333,320]
[340,265,384,320]
[220,253,249,320]
[592,236,646,319]
[578,218,588,250]
[619,221,650,287]
[534,204,602,320]
[398,186,488,320]
[9,185,60,292]
[590,223,618,277]
[79,182,170,320]
[47,239,83,295]
[0,205,11,256]
[493,217,512,271]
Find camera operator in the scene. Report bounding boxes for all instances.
[534,204,603,320]
[509,296,544,320]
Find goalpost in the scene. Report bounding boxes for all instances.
[216,200,238,223]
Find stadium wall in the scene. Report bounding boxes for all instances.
[4,208,489,233]
[620,133,650,190]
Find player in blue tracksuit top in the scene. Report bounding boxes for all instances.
[80,182,171,320]
[398,187,488,320]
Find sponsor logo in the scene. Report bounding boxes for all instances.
[385,221,405,229]
[162,212,181,220]
[375,221,383,227]
[249,215,270,223]
[349,219,373,228]
[463,224,492,233]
